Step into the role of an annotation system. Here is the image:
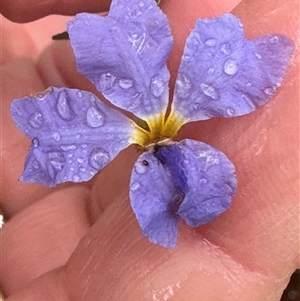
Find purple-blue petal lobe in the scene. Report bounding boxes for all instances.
[67,0,173,120]
[130,152,181,248]
[156,139,237,228]
[10,87,135,187]
[172,13,294,122]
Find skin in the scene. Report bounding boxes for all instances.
[0,0,299,300]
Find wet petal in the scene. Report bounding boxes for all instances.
[10,87,135,187]
[67,0,173,120]
[172,13,294,123]
[129,152,181,248]
[155,139,237,227]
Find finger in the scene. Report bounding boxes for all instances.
[0,186,91,296]
[3,196,291,301]
[0,0,111,23]
[0,15,71,65]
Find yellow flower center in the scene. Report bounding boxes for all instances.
[130,110,186,149]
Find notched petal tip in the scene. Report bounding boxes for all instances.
[172,13,294,123]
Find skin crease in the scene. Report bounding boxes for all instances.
[0,0,299,300]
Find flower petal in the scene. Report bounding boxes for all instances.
[67,0,173,120]
[10,87,135,187]
[129,152,181,248]
[172,13,294,123]
[155,139,237,227]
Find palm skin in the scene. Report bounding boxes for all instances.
[0,0,299,300]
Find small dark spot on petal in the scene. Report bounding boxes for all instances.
[142,160,149,166]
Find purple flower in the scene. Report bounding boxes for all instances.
[10,0,293,248]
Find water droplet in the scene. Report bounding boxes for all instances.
[226,107,235,116]
[29,112,43,129]
[205,38,216,46]
[80,167,86,172]
[254,52,262,59]
[99,73,116,91]
[134,161,148,174]
[85,19,90,26]
[48,151,65,171]
[32,138,39,148]
[82,144,88,148]
[76,134,81,139]
[70,167,75,172]
[224,59,239,75]
[56,91,73,120]
[238,20,243,28]
[270,35,279,43]
[131,181,141,191]
[207,67,214,75]
[150,75,165,97]
[77,158,84,163]
[68,160,72,164]
[73,175,81,182]
[60,144,77,151]
[68,153,73,158]
[86,106,105,128]
[32,160,40,169]
[175,74,192,99]
[129,33,146,53]
[52,132,61,141]
[220,43,231,55]
[246,82,252,87]
[200,83,219,100]
[130,5,142,17]
[138,2,144,7]
[119,78,133,89]
[199,178,207,184]
[264,86,276,96]
[77,91,83,98]
[89,148,110,170]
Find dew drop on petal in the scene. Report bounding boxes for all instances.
[52,132,61,141]
[226,107,235,116]
[77,158,84,164]
[56,91,73,120]
[89,148,110,170]
[131,181,141,191]
[205,38,216,46]
[76,134,81,139]
[270,35,279,43]
[80,167,86,172]
[77,91,83,98]
[175,74,192,99]
[119,78,134,89]
[73,175,81,182]
[224,59,239,75]
[199,178,208,184]
[220,43,231,55]
[99,73,116,91]
[150,75,165,97]
[60,144,77,151]
[29,112,43,129]
[32,138,39,148]
[134,162,148,174]
[32,160,40,169]
[264,86,277,96]
[207,67,214,75]
[254,52,262,59]
[86,106,105,128]
[48,151,65,171]
[200,83,219,100]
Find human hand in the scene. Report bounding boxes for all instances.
[1,0,299,300]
